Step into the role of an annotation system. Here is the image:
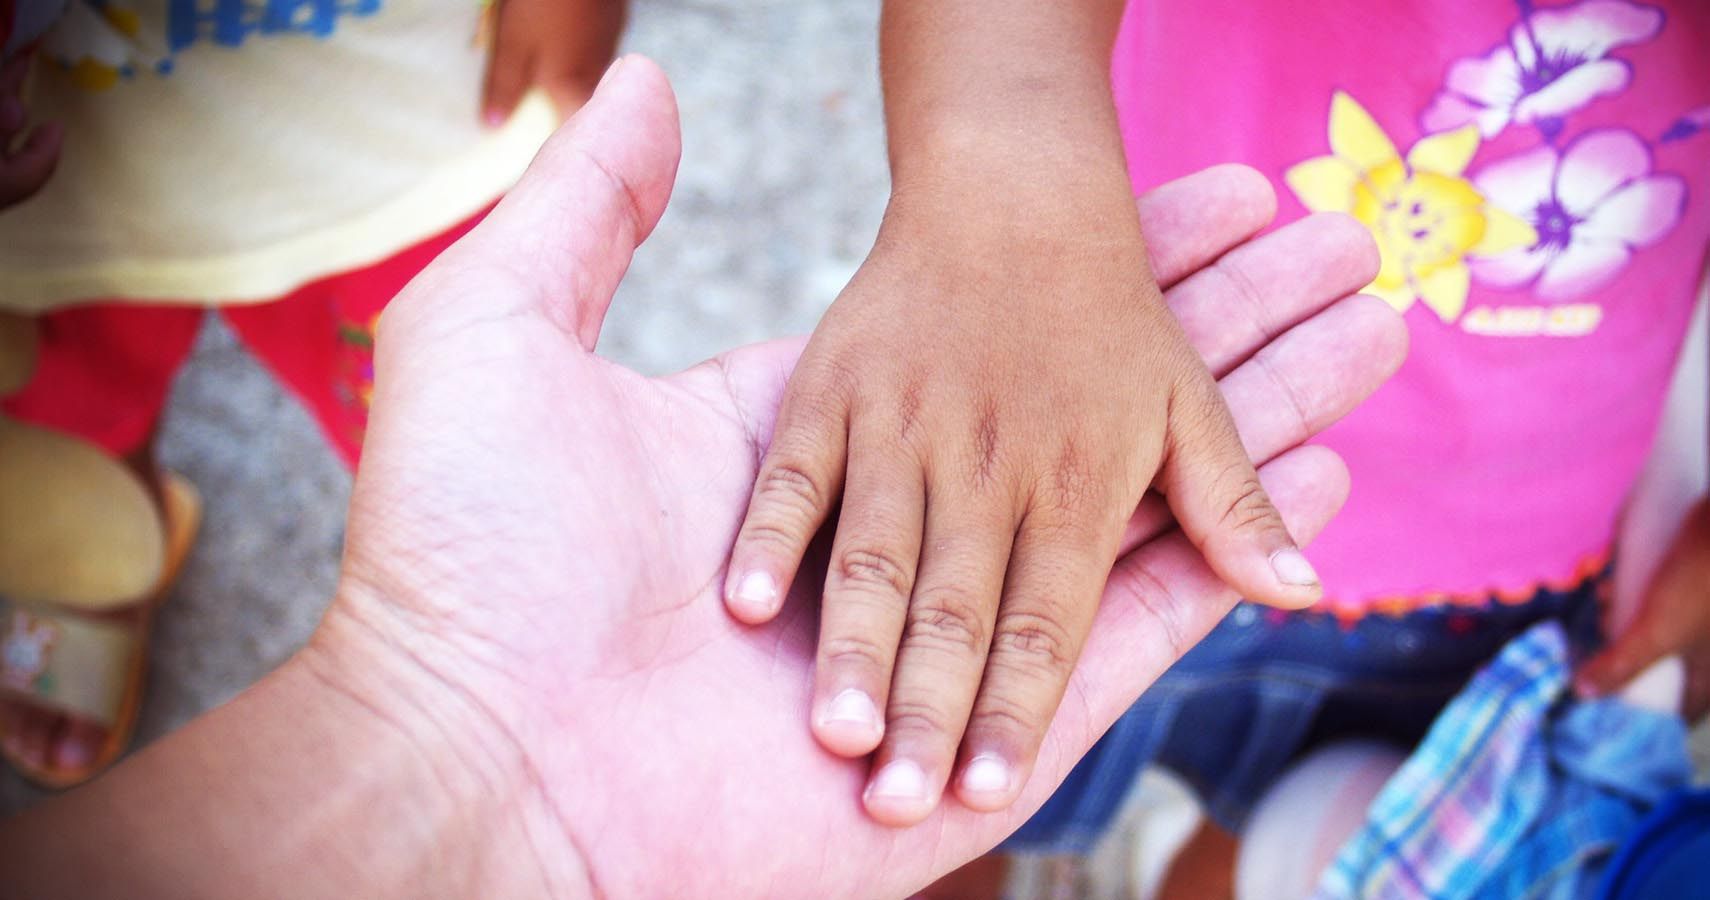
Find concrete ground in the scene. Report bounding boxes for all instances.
[3,0,1707,895]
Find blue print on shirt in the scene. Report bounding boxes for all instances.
[166,0,381,52]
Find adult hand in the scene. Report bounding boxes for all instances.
[0,57,1401,900]
[327,57,1399,897]
[0,51,61,209]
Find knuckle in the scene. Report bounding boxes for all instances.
[739,518,803,554]
[780,365,854,431]
[756,460,828,515]
[1253,350,1314,438]
[884,697,955,740]
[835,547,915,598]
[1034,436,1101,516]
[1112,558,1191,658]
[967,396,1003,488]
[1167,376,1232,452]
[906,589,991,656]
[1212,469,1281,536]
[819,633,893,675]
[991,611,1077,679]
[1209,252,1275,345]
[896,376,926,444]
[969,697,1042,743]
[800,355,862,410]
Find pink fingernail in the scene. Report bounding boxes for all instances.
[867,759,928,802]
[732,571,778,615]
[1270,548,1320,587]
[821,689,881,734]
[960,755,1011,796]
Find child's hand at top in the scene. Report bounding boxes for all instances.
[724,0,1343,828]
[480,0,625,126]
[0,51,61,209]
[1579,496,1710,719]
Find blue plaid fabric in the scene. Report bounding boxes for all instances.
[1006,579,1601,854]
[1314,622,1692,900]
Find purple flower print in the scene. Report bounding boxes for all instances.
[1661,106,1710,143]
[1471,128,1685,300]
[1422,0,1664,138]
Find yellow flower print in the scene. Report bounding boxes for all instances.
[1286,93,1537,323]
[43,2,152,91]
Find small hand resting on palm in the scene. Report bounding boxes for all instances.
[0,58,1401,900]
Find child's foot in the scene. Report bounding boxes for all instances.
[0,704,106,776]
[0,422,199,788]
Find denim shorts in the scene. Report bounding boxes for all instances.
[1001,574,1606,854]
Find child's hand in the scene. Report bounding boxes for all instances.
[480,0,625,126]
[1578,496,1710,718]
[0,52,61,209]
[725,177,1364,826]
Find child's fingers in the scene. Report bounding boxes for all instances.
[1064,447,1349,739]
[1576,614,1673,701]
[0,121,62,208]
[534,45,616,116]
[862,489,1012,827]
[480,24,534,127]
[0,52,30,101]
[0,95,23,140]
[1157,373,1323,611]
[953,503,1117,813]
[725,387,848,624]
[810,428,925,757]
[1120,295,1407,556]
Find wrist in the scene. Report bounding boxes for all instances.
[0,602,592,900]
[886,118,1135,222]
[301,584,595,899]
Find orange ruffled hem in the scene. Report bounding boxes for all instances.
[1313,548,1612,629]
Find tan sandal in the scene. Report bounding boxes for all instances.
[0,418,201,789]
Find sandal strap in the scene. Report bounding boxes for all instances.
[0,598,135,728]
[0,419,166,609]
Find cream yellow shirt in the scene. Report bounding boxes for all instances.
[0,0,556,311]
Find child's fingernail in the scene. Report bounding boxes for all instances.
[732,571,779,616]
[867,759,928,803]
[821,689,881,734]
[960,755,1011,798]
[1270,548,1320,588]
[596,55,627,92]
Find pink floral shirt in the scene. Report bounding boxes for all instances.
[1113,0,1710,615]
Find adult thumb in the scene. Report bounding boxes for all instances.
[452,55,682,350]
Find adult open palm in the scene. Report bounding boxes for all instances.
[323,57,1403,898]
